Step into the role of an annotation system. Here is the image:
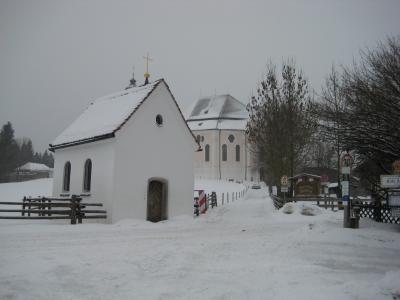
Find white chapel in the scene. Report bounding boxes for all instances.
[186,95,260,182]
[50,79,199,223]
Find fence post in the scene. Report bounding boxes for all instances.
[40,197,45,216]
[222,193,224,205]
[71,195,77,225]
[77,196,82,224]
[374,201,382,222]
[47,198,51,216]
[331,198,334,211]
[22,196,26,216]
[28,197,31,217]
[227,193,229,203]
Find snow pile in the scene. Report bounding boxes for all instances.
[280,202,322,216]
[377,271,400,298]
[1,179,400,300]
[301,204,322,216]
[0,178,52,201]
[281,202,296,214]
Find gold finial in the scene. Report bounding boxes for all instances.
[143,52,153,80]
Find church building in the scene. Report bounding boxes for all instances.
[50,79,199,223]
[186,95,259,182]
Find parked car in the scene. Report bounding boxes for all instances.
[251,184,261,189]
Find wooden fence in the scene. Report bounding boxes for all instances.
[0,195,107,224]
[205,186,248,209]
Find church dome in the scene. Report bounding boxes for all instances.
[186,95,248,131]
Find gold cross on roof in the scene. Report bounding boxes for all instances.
[143,52,153,78]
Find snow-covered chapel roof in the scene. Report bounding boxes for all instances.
[50,79,198,151]
[186,94,248,131]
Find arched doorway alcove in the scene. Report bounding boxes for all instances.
[147,179,168,222]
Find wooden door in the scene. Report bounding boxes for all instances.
[147,180,163,222]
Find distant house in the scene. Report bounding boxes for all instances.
[10,162,53,182]
[186,94,259,182]
[49,79,199,223]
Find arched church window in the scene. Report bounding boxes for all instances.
[222,144,227,161]
[228,134,235,143]
[205,144,210,162]
[63,161,71,192]
[236,145,240,162]
[83,159,92,192]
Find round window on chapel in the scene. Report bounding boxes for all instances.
[156,114,163,126]
[228,134,235,143]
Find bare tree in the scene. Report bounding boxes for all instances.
[340,36,400,184]
[316,65,347,190]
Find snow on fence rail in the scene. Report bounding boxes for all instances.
[271,195,341,210]
[0,195,107,224]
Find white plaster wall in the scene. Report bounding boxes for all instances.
[220,130,246,181]
[52,139,115,221]
[193,130,219,179]
[193,129,250,181]
[112,81,195,222]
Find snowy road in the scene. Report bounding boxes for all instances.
[0,181,400,299]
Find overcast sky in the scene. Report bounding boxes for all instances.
[1,0,400,152]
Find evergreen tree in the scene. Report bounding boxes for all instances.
[33,152,42,163]
[41,150,54,167]
[48,152,54,168]
[19,138,34,166]
[0,122,19,180]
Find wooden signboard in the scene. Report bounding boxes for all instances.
[380,175,400,188]
[292,174,321,197]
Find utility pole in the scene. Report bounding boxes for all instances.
[341,150,352,228]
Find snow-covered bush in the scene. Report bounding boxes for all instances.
[281,203,295,214]
[280,202,322,216]
[300,204,322,216]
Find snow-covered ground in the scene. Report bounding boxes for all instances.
[0,179,399,299]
